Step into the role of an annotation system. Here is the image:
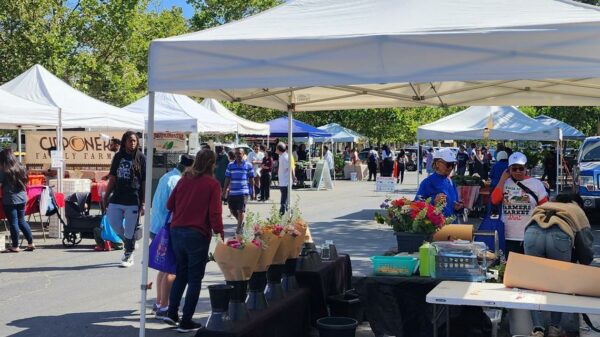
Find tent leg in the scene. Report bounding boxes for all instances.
[17,127,22,163]
[416,140,421,186]
[556,140,561,192]
[139,92,155,337]
[287,106,294,216]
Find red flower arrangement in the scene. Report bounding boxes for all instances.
[375,197,454,234]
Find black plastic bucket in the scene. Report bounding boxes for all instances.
[316,317,358,337]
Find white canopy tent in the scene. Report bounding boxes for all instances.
[200,98,270,135]
[417,106,562,141]
[417,105,563,187]
[1,64,145,130]
[124,92,237,134]
[140,0,600,335]
[0,89,58,129]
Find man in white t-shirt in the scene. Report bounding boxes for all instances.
[247,144,265,200]
[276,142,291,215]
[491,152,548,258]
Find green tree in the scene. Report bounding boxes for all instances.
[0,1,188,106]
[187,0,283,30]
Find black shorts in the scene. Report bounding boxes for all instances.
[228,195,247,214]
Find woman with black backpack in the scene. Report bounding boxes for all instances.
[0,149,34,252]
[103,131,146,268]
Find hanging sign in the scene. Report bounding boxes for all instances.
[25,131,122,166]
[154,132,187,153]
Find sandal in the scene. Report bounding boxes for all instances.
[24,246,35,252]
[2,247,20,253]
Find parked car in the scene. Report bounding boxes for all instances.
[575,137,600,208]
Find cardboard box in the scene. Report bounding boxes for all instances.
[504,253,600,297]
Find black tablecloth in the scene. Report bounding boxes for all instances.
[296,254,352,323]
[195,288,310,337]
[354,276,492,337]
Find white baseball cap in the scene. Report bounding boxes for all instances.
[433,148,457,163]
[508,152,527,166]
[496,151,508,161]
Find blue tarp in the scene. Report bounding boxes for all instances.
[314,123,366,143]
[534,115,585,140]
[266,116,332,138]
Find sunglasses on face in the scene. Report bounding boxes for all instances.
[510,166,525,172]
[440,161,455,168]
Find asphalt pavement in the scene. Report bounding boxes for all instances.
[1,171,598,337]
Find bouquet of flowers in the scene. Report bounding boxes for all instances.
[213,220,262,281]
[266,205,293,265]
[247,211,284,272]
[286,199,308,259]
[374,197,454,235]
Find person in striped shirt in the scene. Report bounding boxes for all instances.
[223,148,254,233]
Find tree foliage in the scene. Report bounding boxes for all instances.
[0,0,188,106]
[187,0,283,31]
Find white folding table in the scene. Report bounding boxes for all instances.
[426,281,600,337]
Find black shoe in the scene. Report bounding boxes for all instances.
[177,320,203,333]
[163,311,180,326]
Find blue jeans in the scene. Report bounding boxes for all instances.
[524,223,572,329]
[279,186,288,215]
[168,227,210,323]
[5,203,33,248]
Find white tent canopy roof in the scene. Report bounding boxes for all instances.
[417,106,562,141]
[534,114,585,140]
[124,93,238,134]
[199,98,270,135]
[1,64,144,130]
[149,0,600,111]
[0,89,59,129]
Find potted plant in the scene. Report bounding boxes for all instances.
[375,197,454,253]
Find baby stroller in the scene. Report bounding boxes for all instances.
[62,192,102,247]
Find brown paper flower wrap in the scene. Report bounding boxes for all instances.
[272,235,295,264]
[213,240,261,281]
[286,219,308,259]
[254,232,283,272]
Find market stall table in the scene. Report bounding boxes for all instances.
[296,254,352,323]
[194,288,310,337]
[0,185,65,219]
[354,276,492,337]
[426,281,600,337]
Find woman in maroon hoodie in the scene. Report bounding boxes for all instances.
[163,149,224,332]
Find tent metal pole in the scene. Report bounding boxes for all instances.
[139,91,155,337]
[57,108,64,239]
[287,107,293,215]
[416,139,421,186]
[17,127,22,163]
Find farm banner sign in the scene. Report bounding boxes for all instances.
[154,132,187,153]
[25,131,122,165]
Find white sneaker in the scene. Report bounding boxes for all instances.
[120,253,134,268]
[121,252,129,262]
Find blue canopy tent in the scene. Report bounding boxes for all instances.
[534,115,585,140]
[266,116,332,138]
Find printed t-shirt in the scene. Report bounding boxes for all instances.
[492,177,548,241]
[109,151,146,206]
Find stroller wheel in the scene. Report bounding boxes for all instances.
[62,232,78,247]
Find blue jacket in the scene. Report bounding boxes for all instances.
[489,160,509,191]
[416,172,459,218]
[150,168,182,234]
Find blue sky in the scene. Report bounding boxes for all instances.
[153,0,195,19]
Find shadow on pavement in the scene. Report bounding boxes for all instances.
[0,262,121,273]
[335,209,380,221]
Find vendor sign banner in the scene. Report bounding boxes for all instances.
[25,131,122,165]
[154,132,186,153]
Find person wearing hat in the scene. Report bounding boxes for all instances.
[491,152,548,257]
[489,151,509,191]
[416,148,463,218]
[149,153,194,320]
